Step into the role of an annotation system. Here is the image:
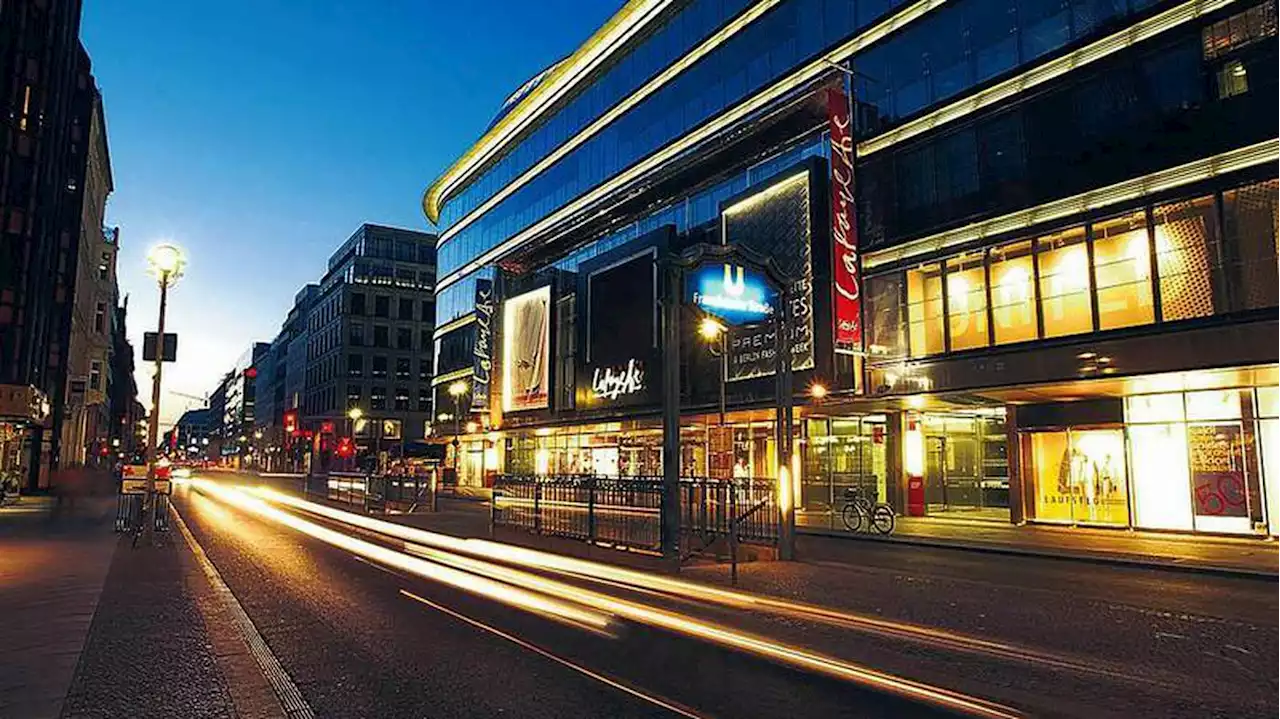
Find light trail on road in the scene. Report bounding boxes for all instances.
[196,480,1024,718]
[252,486,1135,684]
[187,480,616,635]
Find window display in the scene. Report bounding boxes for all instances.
[1092,211,1154,330]
[1037,227,1093,338]
[946,252,988,351]
[1027,429,1129,525]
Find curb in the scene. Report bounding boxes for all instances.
[798,529,1279,581]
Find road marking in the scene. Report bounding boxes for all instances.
[399,589,708,719]
[172,505,316,719]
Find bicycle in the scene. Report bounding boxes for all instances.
[840,486,896,535]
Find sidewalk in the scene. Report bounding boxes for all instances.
[0,494,286,719]
[798,515,1279,577]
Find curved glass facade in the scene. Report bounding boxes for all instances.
[436,0,915,279]
[437,0,762,230]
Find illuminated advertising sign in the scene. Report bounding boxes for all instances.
[472,279,495,411]
[578,246,661,409]
[828,86,862,354]
[501,286,551,412]
[687,263,778,326]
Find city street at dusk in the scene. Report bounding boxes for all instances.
[1,0,1277,716]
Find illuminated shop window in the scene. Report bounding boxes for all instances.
[945,252,988,351]
[1257,387,1280,537]
[989,240,1037,345]
[1036,226,1093,338]
[1153,195,1219,321]
[1092,211,1154,330]
[1026,428,1130,526]
[906,263,944,357]
[1125,389,1260,535]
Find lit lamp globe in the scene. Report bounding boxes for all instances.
[347,407,364,421]
[146,243,186,284]
[699,317,725,341]
[448,380,469,398]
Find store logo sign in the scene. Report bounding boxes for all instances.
[591,359,644,401]
[828,86,862,354]
[472,279,494,410]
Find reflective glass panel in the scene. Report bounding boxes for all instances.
[945,252,988,351]
[989,240,1037,345]
[1092,211,1154,330]
[906,263,944,357]
[1037,227,1093,338]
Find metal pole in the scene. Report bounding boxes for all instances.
[775,296,795,560]
[660,259,682,569]
[144,273,169,537]
[718,334,726,428]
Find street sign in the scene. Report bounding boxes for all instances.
[142,332,178,362]
[121,464,172,494]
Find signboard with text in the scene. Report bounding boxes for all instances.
[578,248,661,409]
[828,86,862,354]
[472,279,495,411]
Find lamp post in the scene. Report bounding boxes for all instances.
[144,243,185,534]
[347,407,363,471]
[448,380,468,478]
[698,318,728,428]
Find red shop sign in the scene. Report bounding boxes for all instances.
[827,86,862,354]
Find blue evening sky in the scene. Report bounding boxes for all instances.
[81,0,615,425]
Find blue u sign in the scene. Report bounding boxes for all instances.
[687,263,778,326]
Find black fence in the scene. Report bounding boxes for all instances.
[306,472,433,512]
[492,475,779,554]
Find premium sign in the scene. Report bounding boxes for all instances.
[472,279,495,411]
[828,86,862,354]
[502,286,551,412]
[591,359,645,401]
[687,263,777,326]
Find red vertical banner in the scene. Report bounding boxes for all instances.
[827,87,861,354]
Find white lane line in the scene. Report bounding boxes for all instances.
[172,505,316,719]
[399,589,708,719]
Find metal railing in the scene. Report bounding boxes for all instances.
[492,475,780,556]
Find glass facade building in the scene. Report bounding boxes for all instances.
[425,0,1278,536]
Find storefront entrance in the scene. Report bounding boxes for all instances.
[920,412,1011,521]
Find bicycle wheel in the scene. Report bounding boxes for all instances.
[840,503,863,533]
[870,504,896,535]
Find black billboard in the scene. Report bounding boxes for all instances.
[575,230,671,411]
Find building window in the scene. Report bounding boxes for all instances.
[945,251,987,351]
[906,263,944,357]
[396,327,412,350]
[89,360,102,390]
[375,295,389,318]
[373,326,389,348]
[865,274,907,361]
[418,359,431,383]
[399,298,414,321]
[93,302,106,333]
[421,329,432,352]
[1154,195,1221,320]
[1216,60,1249,99]
[1202,1,1277,60]
[371,387,387,410]
[1024,429,1130,526]
[347,354,363,378]
[346,385,362,409]
[421,300,433,322]
[989,239,1037,345]
[349,323,365,347]
[351,292,366,315]
[1036,226,1092,338]
[1222,179,1279,311]
[418,388,431,411]
[98,252,110,280]
[1092,211,1154,331]
[395,357,410,380]
[395,388,410,411]
[382,419,403,440]
[372,356,387,379]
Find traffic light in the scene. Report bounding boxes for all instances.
[336,437,354,459]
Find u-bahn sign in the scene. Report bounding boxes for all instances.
[686,262,778,326]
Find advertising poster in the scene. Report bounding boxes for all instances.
[1188,423,1248,519]
[501,286,551,412]
[721,173,815,380]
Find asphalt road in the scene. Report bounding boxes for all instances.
[171,482,976,719]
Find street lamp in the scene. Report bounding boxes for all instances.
[810,383,828,401]
[347,407,364,471]
[447,380,468,473]
[143,242,185,534]
[698,318,728,427]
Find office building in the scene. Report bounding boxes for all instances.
[304,224,437,470]
[0,0,97,489]
[424,0,1278,538]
